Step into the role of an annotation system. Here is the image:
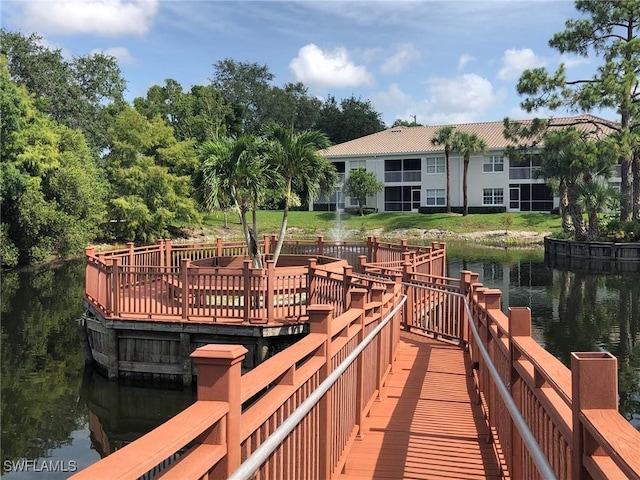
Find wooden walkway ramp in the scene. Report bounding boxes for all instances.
[337,331,504,480]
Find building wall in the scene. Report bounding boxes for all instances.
[314,150,574,213]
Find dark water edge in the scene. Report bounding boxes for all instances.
[1,248,638,478]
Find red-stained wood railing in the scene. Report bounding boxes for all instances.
[77,239,640,480]
[71,277,404,480]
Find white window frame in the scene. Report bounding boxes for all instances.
[425,157,445,174]
[350,160,367,171]
[483,188,504,205]
[483,156,504,173]
[425,188,445,206]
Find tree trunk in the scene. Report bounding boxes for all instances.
[620,155,633,222]
[272,179,292,265]
[359,203,364,216]
[462,157,469,216]
[633,151,640,220]
[559,180,573,232]
[586,211,599,241]
[566,183,587,241]
[445,153,451,214]
[239,208,262,269]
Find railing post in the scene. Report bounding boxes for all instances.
[343,265,353,308]
[308,305,334,480]
[371,286,386,400]
[112,258,121,317]
[390,272,403,368]
[266,260,275,322]
[374,236,381,262]
[127,242,135,288]
[307,258,318,304]
[243,260,251,321]
[216,237,223,257]
[366,236,374,263]
[158,239,165,270]
[402,259,414,331]
[483,289,501,432]
[181,258,190,321]
[460,271,472,346]
[317,235,324,256]
[165,239,172,268]
[358,255,367,274]
[571,352,618,480]
[263,235,270,255]
[508,307,532,480]
[191,344,247,479]
[350,289,368,439]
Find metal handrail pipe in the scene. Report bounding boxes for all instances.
[405,282,557,480]
[227,294,407,480]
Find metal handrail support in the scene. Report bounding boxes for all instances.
[404,281,557,480]
[227,295,407,480]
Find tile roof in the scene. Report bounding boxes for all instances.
[320,114,618,158]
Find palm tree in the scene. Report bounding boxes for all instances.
[452,132,488,216]
[577,179,620,241]
[430,126,457,213]
[265,124,337,264]
[538,129,616,241]
[195,135,272,268]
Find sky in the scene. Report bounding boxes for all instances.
[0,0,614,127]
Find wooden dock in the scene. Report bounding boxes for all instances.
[338,332,503,480]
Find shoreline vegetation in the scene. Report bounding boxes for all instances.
[178,211,557,249]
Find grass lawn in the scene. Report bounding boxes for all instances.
[198,210,562,237]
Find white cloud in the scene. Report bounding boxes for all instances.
[370,83,414,124]
[380,43,421,75]
[289,44,373,90]
[422,73,505,124]
[18,0,158,36]
[560,54,591,69]
[498,48,546,80]
[91,47,135,64]
[457,54,475,72]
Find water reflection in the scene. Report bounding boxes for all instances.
[0,262,194,478]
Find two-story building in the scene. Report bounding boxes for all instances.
[314,114,619,213]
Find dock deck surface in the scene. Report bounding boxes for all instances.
[337,331,504,480]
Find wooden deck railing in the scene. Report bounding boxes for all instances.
[71,277,404,480]
[75,239,640,480]
[84,236,445,323]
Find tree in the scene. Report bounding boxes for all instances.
[537,128,616,240]
[1,57,106,266]
[452,132,487,216]
[315,95,386,144]
[210,59,274,134]
[430,126,457,213]
[195,135,274,268]
[515,0,640,221]
[343,168,384,215]
[102,105,201,243]
[265,125,338,264]
[134,79,235,142]
[1,29,126,151]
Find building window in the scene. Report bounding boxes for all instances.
[483,156,504,173]
[426,157,445,174]
[425,189,445,206]
[384,158,422,182]
[483,188,504,205]
[350,160,366,171]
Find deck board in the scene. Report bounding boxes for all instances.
[337,331,504,480]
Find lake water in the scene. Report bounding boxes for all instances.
[1,247,638,478]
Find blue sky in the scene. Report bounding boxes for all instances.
[1,1,611,126]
